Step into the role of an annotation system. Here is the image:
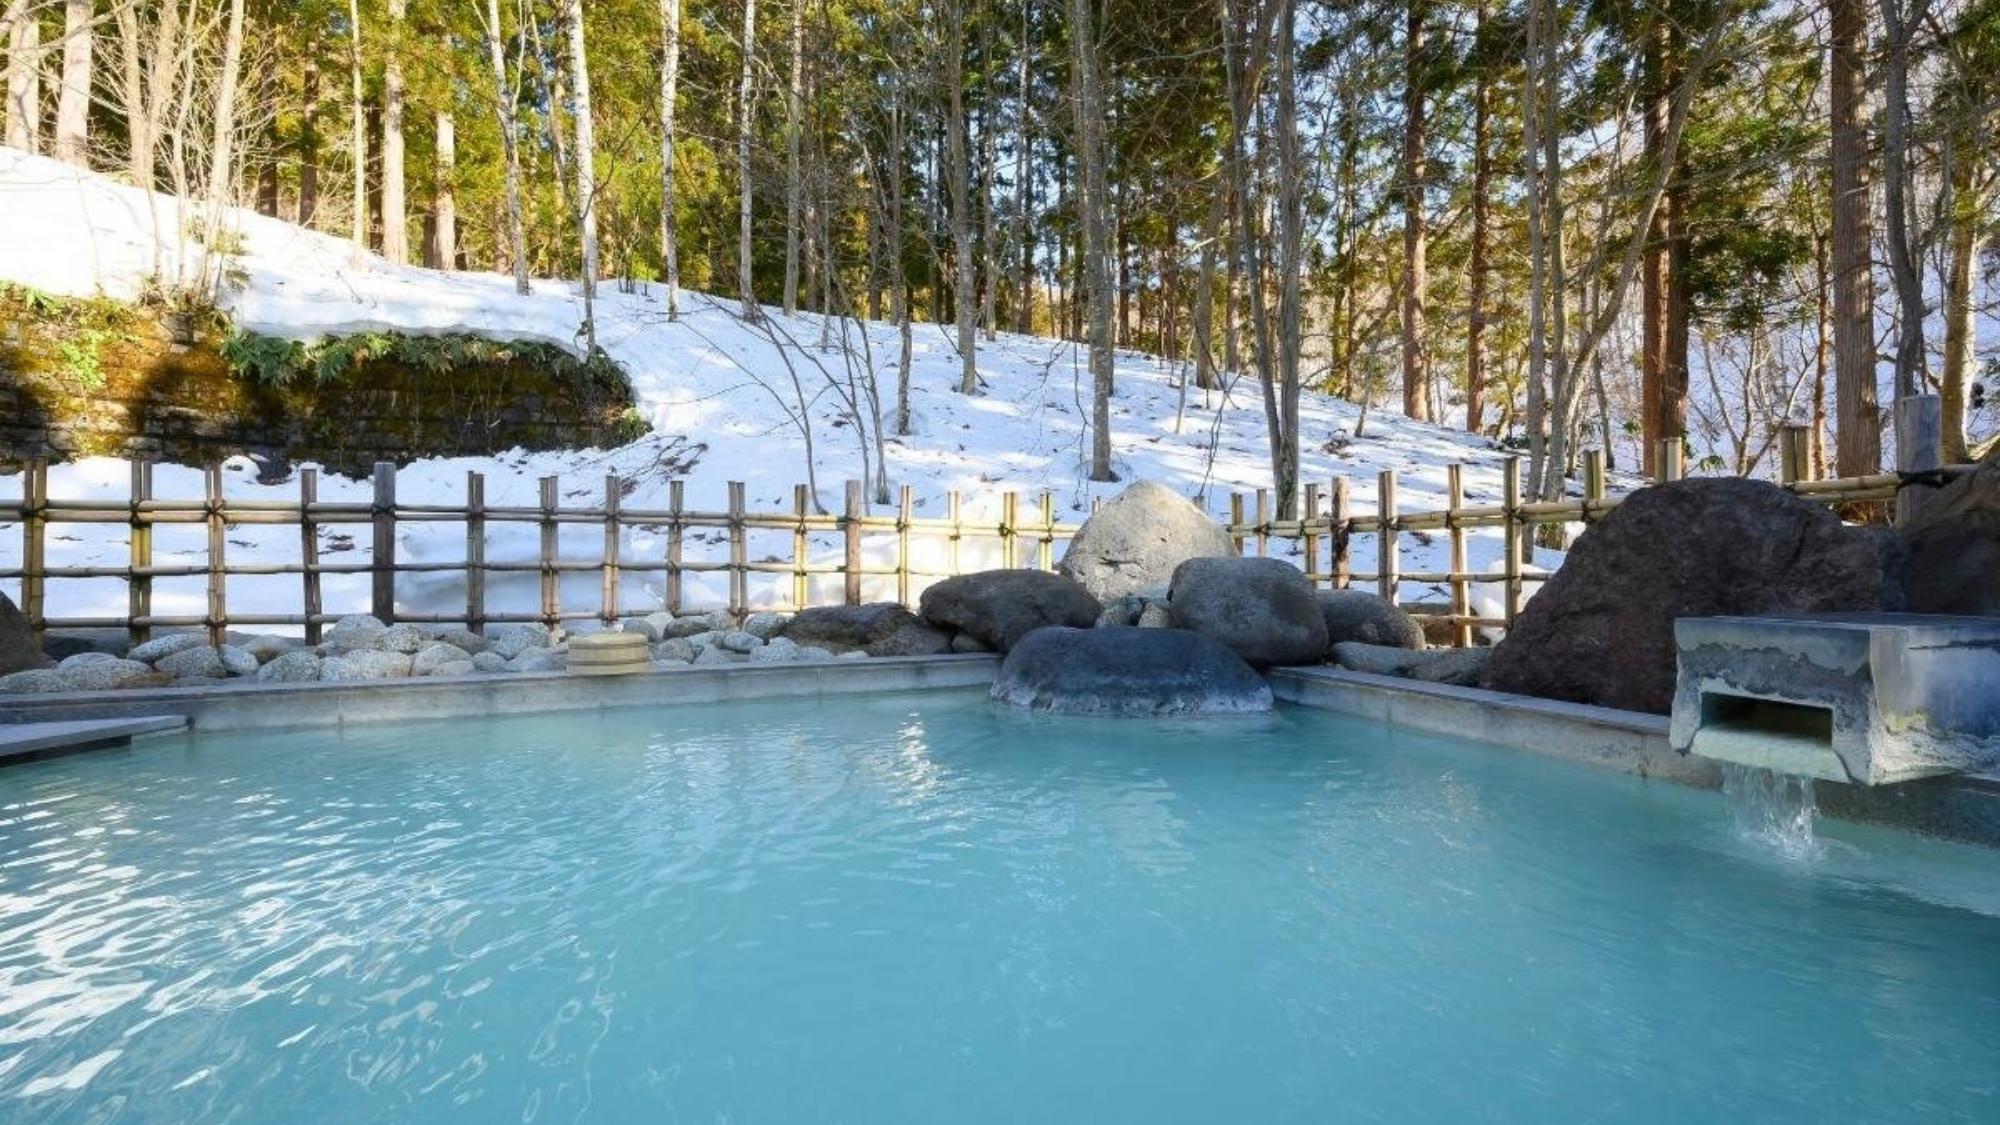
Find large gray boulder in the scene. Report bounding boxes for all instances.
[919,570,1102,653]
[155,645,228,679]
[1167,557,1329,668]
[1057,481,1237,601]
[256,650,324,683]
[991,626,1273,715]
[0,591,37,675]
[127,632,206,664]
[780,603,952,656]
[1332,642,1488,686]
[1317,590,1425,649]
[1480,478,1905,714]
[1898,455,2000,613]
[55,657,161,692]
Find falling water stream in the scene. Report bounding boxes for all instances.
[1721,763,1822,860]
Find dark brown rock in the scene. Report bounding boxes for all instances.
[1480,478,1905,714]
[0,590,38,676]
[1898,455,2000,614]
[919,570,1102,653]
[779,603,952,657]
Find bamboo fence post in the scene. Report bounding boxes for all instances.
[1331,477,1351,590]
[1895,393,1943,525]
[948,490,963,576]
[1582,449,1606,521]
[1254,488,1270,557]
[128,459,153,647]
[538,476,559,630]
[1002,491,1019,569]
[1377,469,1398,605]
[601,474,622,625]
[667,480,685,614]
[844,479,864,605]
[1229,492,1245,554]
[1038,492,1055,571]
[204,463,227,645]
[20,456,45,646]
[727,481,747,618]
[1302,482,1321,587]
[371,461,397,622]
[1778,424,1809,486]
[301,469,323,644]
[792,485,810,609]
[1655,439,1683,483]
[1503,457,1524,625]
[1447,464,1471,648]
[463,471,484,637]
[897,484,914,605]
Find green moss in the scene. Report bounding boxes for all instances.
[220,328,631,396]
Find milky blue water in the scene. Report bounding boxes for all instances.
[2,692,1997,1124]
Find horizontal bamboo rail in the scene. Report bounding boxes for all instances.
[0,431,1971,650]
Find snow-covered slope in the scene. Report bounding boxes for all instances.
[0,147,1559,627]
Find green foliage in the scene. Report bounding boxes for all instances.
[0,284,138,389]
[221,328,632,395]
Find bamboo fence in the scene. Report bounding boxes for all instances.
[0,430,1966,650]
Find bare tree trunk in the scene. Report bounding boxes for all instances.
[300,43,320,226]
[1830,0,1881,477]
[783,0,803,314]
[431,111,456,269]
[1876,0,1927,403]
[1069,0,1114,480]
[979,12,998,341]
[1400,0,1430,422]
[565,0,599,350]
[348,0,367,254]
[1466,4,1490,434]
[1522,0,1550,508]
[887,70,913,434]
[1812,231,1832,478]
[737,0,760,321]
[381,0,408,264]
[947,0,978,394]
[208,0,247,207]
[1941,155,1979,464]
[483,0,529,293]
[1273,0,1301,518]
[54,0,91,166]
[1192,178,1220,392]
[6,0,41,154]
[659,0,681,316]
[1014,0,1034,335]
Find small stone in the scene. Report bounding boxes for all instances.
[255,650,323,683]
[471,651,513,673]
[835,650,869,661]
[950,632,994,654]
[379,623,427,654]
[413,642,474,675]
[742,612,789,640]
[693,646,742,666]
[750,637,801,663]
[652,638,697,663]
[716,631,764,654]
[127,633,207,663]
[487,623,553,660]
[429,660,477,678]
[243,634,304,663]
[508,649,566,673]
[621,616,665,642]
[1137,603,1172,628]
[795,646,834,662]
[57,651,119,669]
[0,669,65,693]
[422,626,488,654]
[155,645,228,679]
[321,651,413,681]
[56,658,158,692]
[323,616,390,653]
[659,613,730,640]
[217,644,260,676]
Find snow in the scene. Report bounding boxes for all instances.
[0,146,1568,630]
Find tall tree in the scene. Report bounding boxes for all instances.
[1465,0,1492,435]
[5,0,40,154]
[1069,0,1114,480]
[481,0,529,293]
[783,0,804,314]
[54,0,91,166]
[382,0,409,263]
[209,0,248,207]
[1829,0,1880,477]
[348,0,367,254]
[947,0,978,393]
[737,0,760,321]
[565,0,599,350]
[1401,0,1431,421]
[659,0,682,317]
[431,110,455,268]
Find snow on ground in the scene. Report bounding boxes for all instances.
[0,147,1571,630]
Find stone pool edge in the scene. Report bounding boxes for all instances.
[0,654,1001,735]
[1271,666,2000,846]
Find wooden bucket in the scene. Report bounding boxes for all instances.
[567,631,651,676]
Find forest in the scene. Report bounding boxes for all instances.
[2,0,1997,520]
